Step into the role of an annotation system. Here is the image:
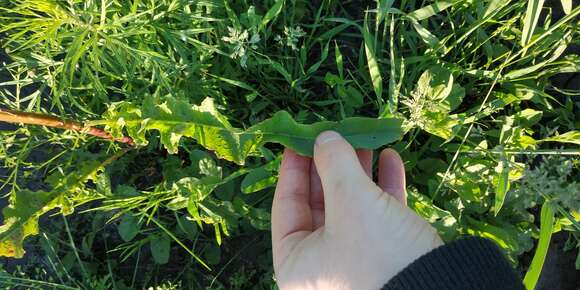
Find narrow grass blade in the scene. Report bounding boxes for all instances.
[523,202,555,290]
[484,0,509,18]
[560,0,572,14]
[494,153,510,215]
[363,15,384,106]
[407,0,456,21]
[521,0,546,48]
[259,0,284,32]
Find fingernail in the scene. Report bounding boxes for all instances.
[316,131,342,146]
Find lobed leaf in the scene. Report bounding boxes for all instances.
[97,97,404,164]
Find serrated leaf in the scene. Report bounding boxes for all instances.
[117,214,140,242]
[150,234,171,264]
[0,158,109,258]
[98,97,403,164]
[0,190,51,258]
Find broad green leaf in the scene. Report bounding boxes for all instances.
[100,96,260,164]
[494,154,510,215]
[407,1,455,21]
[540,131,580,145]
[97,96,403,164]
[338,85,364,109]
[259,0,284,32]
[117,214,140,242]
[253,111,403,157]
[521,0,545,48]
[150,234,171,264]
[523,203,555,290]
[363,16,383,102]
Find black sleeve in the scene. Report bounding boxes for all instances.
[381,237,525,290]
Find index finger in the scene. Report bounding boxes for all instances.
[271,149,313,264]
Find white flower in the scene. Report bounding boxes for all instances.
[276,26,306,50]
[222,27,260,68]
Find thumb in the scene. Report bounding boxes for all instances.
[313,131,381,223]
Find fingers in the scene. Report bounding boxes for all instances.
[313,131,379,224]
[378,148,407,205]
[356,149,373,178]
[309,161,325,229]
[272,149,313,262]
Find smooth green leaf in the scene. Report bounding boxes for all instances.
[494,155,510,215]
[523,203,555,290]
[259,0,284,32]
[363,16,383,102]
[254,111,403,157]
[241,168,277,194]
[150,234,171,264]
[117,214,140,242]
[410,20,441,48]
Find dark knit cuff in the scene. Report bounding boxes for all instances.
[381,237,525,290]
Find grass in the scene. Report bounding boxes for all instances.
[0,0,579,289]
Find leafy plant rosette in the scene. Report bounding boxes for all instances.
[0,0,578,288]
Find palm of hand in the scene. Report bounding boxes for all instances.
[272,132,442,290]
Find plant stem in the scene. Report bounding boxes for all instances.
[0,108,134,145]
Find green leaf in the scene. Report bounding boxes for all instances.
[494,154,510,215]
[540,131,580,145]
[335,42,344,79]
[484,0,508,18]
[521,0,546,48]
[0,190,51,258]
[97,97,403,164]
[363,15,383,102]
[407,1,455,21]
[253,111,403,157]
[338,85,364,109]
[409,20,441,48]
[117,214,140,242]
[241,168,277,194]
[259,0,284,32]
[0,157,110,258]
[560,0,572,14]
[150,234,171,264]
[523,203,555,290]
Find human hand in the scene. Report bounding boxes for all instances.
[271,131,443,290]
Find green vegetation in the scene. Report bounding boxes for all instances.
[0,0,578,289]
